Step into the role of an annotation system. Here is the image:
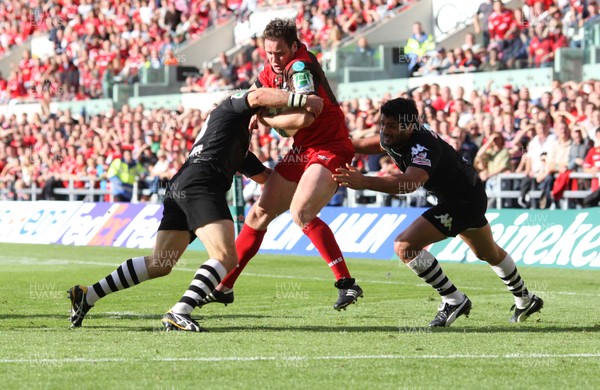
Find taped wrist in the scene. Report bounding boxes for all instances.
[287,93,307,108]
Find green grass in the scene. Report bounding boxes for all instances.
[1,243,600,389]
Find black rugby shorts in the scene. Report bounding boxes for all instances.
[158,162,232,235]
[422,181,488,237]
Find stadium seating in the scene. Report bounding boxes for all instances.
[1,0,599,209]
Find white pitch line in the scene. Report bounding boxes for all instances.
[2,353,600,364]
[6,257,600,297]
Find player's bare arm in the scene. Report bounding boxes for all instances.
[256,93,323,130]
[249,168,272,184]
[247,88,297,108]
[333,163,429,194]
[352,134,384,154]
[247,88,323,113]
[301,94,324,116]
[258,107,316,130]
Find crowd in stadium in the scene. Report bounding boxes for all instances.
[348,79,600,209]
[0,0,596,101]
[1,77,599,208]
[408,0,599,76]
[0,0,599,208]
[0,0,409,102]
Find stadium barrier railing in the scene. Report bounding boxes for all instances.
[2,173,597,209]
[0,185,42,201]
[344,172,598,209]
[488,172,597,209]
[0,177,171,203]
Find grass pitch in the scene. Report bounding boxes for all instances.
[1,243,599,389]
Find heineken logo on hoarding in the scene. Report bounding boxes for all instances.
[430,211,600,269]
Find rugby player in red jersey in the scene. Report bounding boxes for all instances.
[201,18,363,311]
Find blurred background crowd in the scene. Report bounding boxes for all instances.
[0,0,599,208]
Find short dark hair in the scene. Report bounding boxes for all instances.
[381,98,419,124]
[263,18,299,48]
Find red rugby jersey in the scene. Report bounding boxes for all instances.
[256,43,350,148]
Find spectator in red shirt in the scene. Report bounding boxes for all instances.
[7,70,23,101]
[458,48,481,72]
[0,71,7,104]
[488,0,518,51]
[548,20,569,52]
[525,0,554,10]
[529,23,555,67]
[361,0,381,25]
[122,44,144,84]
[298,18,316,48]
[232,51,252,89]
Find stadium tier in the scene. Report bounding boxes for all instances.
[0,0,599,210]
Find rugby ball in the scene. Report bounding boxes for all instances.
[274,128,297,138]
[273,127,297,137]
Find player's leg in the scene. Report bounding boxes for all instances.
[67,230,190,328]
[215,169,296,292]
[459,224,544,323]
[395,215,472,327]
[163,219,238,332]
[289,162,363,310]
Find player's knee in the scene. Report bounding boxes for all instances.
[473,246,504,264]
[290,208,316,228]
[248,203,274,228]
[394,240,421,263]
[468,242,493,263]
[146,254,175,277]
[473,250,493,263]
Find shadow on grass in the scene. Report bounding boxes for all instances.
[3,314,600,334]
[0,313,280,331]
[0,313,278,320]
